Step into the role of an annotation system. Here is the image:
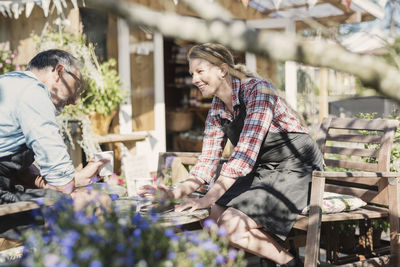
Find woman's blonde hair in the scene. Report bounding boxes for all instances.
[187,43,307,126]
[187,43,256,79]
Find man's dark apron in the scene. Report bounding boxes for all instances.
[216,91,323,240]
[0,146,64,239]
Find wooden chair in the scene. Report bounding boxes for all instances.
[156,152,201,186]
[292,117,400,266]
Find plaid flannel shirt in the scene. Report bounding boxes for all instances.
[189,77,307,184]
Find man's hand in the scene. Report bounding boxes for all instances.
[75,158,109,187]
[43,178,75,194]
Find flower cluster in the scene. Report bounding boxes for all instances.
[21,194,245,267]
[0,50,20,75]
[103,173,126,187]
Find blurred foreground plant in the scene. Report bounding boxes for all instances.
[21,193,245,267]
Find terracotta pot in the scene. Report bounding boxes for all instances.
[89,111,116,136]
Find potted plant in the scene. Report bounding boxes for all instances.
[63,58,127,135]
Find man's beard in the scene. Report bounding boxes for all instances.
[54,100,67,116]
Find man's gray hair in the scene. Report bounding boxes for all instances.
[26,49,81,74]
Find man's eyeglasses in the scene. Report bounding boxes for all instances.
[65,69,83,95]
[65,69,82,86]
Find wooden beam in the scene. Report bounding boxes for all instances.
[96,133,148,144]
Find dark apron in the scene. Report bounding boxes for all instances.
[0,146,66,239]
[0,145,59,204]
[216,91,323,240]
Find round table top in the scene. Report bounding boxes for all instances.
[158,209,210,227]
[113,197,210,227]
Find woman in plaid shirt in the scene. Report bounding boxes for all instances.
[144,43,323,266]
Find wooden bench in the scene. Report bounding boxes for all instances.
[296,117,400,266]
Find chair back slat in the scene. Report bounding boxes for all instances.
[326,133,383,144]
[323,159,379,172]
[324,146,379,158]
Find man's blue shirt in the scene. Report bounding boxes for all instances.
[0,71,75,186]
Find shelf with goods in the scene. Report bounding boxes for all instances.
[164,39,210,152]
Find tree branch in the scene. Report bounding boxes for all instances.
[89,0,400,103]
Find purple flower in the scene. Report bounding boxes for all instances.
[215,254,226,264]
[124,255,135,265]
[165,228,179,242]
[133,228,141,238]
[79,248,94,261]
[194,263,204,267]
[116,243,125,252]
[184,231,201,245]
[203,218,215,228]
[189,252,197,260]
[88,231,103,242]
[60,230,80,247]
[154,250,162,259]
[89,260,103,267]
[165,156,175,168]
[217,226,227,236]
[227,249,238,259]
[150,210,161,223]
[35,198,44,206]
[74,211,90,225]
[132,213,142,224]
[55,262,68,267]
[167,252,176,259]
[61,246,74,260]
[200,239,219,251]
[109,194,119,200]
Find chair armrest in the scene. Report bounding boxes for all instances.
[312,170,400,178]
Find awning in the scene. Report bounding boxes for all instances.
[0,0,80,19]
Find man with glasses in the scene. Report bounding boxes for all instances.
[0,49,108,205]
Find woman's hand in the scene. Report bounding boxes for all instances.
[174,196,212,212]
[75,158,109,187]
[138,184,174,199]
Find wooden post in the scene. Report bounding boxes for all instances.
[388,177,400,266]
[304,176,325,267]
[319,67,329,123]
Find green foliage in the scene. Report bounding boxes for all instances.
[82,59,126,115]
[0,50,19,75]
[371,219,390,232]
[338,220,358,236]
[382,37,400,69]
[356,112,400,172]
[21,195,245,267]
